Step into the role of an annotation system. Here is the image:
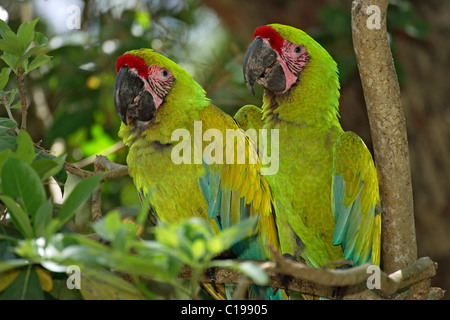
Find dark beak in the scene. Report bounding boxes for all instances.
[243,37,286,95]
[114,66,156,125]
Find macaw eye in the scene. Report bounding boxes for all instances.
[294,46,301,53]
[161,69,169,78]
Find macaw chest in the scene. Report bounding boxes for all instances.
[127,143,211,225]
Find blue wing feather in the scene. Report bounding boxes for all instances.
[331,132,381,267]
[198,159,284,300]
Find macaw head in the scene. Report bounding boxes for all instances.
[243,24,333,96]
[114,48,205,125]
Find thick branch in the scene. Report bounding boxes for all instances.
[351,0,417,280]
[177,254,437,300]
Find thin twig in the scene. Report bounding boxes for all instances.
[33,144,129,180]
[17,68,27,131]
[89,155,129,223]
[33,145,129,224]
[91,158,105,223]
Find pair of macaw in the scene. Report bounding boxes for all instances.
[113,24,381,300]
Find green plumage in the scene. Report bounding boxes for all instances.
[117,49,284,299]
[238,24,381,269]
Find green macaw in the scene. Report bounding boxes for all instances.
[113,48,283,299]
[239,24,381,272]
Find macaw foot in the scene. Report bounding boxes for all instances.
[206,267,220,293]
[207,250,237,293]
[273,253,297,298]
[332,263,353,300]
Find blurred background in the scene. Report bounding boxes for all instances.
[0,0,448,299]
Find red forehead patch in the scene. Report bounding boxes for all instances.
[253,26,284,53]
[116,54,149,78]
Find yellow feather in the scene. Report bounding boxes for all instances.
[231,190,241,225]
[235,164,246,189]
[253,188,262,211]
[239,175,251,198]
[246,182,256,205]
[230,165,240,191]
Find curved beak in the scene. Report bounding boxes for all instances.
[243,37,286,95]
[114,66,156,125]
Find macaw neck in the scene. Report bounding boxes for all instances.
[262,58,341,129]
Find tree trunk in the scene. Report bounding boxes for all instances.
[351,0,428,299]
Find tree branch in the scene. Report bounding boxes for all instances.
[88,155,129,223]
[177,251,438,300]
[74,141,125,168]
[33,144,129,180]
[350,0,424,297]
[17,68,27,131]
[91,159,105,223]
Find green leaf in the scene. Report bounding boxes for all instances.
[0,35,23,55]
[93,211,124,242]
[34,151,67,192]
[0,195,33,238]
[10,100,21,109]
[236,261,268,285]
[15,130,35,164]
[49,278,83,300]
[50,174,103,233]
[0,67,10,91]
[33,32,48,47]
[0,131,17,152]
[17,18,40,51]
[0,117,17,130]
[0,266,44,300]
[0,149,12,178]
[0,260,30,274]
[80,268,145,300]
[0,54,18,74]
[191,239,206,261]
[24,54,51,75]
[0,19,13,39]
[6,88,18,106]
[16,46,46,69]
[34,198,53,238]
[207,216,258,256]
[31,157,64,181]
[1,157,46,221]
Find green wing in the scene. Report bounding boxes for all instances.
[331,131,381,266]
